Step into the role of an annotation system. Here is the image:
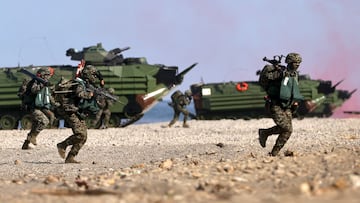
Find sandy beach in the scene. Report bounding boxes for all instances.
[0,118,359,203]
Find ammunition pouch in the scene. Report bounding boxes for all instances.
[78,98,99,115]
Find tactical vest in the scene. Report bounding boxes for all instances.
[279,72,303,106]
[74,78,100,115]
[34,86,52,109]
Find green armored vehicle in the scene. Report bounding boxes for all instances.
[0,43,196,129]
[190,56,356,120]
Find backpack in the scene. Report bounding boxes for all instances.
[171,90,184,103]
[170,90,190,106]
[258,64,275,91]
[17,78,36,111]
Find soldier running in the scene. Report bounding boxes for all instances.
[56,65,100,163]
[258,53,304,156]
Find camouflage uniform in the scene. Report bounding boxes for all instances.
[168,90,192,128]
[258,53,303,156]
[92,88,116,129]
[56,65,99,163]
[21,67,57,150]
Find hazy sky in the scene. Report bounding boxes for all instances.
[1,0,359,116]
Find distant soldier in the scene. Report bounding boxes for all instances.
[92,87,116,129]
[56,65,100,163]
[168,90,192,128]
[20,67,58,150]
[258,53,304,156]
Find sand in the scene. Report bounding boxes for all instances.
[0,118,359,203]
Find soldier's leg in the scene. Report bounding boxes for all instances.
[270,108,293,156]
[42,109,56,128]
[168,109,180,127]
[57,112,80,159]
[258,105,283,148]
[22,110,49,149]
[92,109,103,128]
[258,126,282,148]
[102,109,111,128]
[180,108,190,128]
[65,117,87,163]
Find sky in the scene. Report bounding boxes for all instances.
[1,0,359,117]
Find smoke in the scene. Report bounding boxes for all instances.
[117,1,360,116]
[308,1,360,116]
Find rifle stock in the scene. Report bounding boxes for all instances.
[18,68,48,84]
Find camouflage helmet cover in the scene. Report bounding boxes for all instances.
[81,65,98,82]
[37,67,51,76]
[82,65,97,75]
[107,87,115,94]
[185,90,192,97]
[285,53,302,64]
[36,67,52,79]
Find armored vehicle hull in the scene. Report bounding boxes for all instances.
[0,43,196,129]
[190,75,355,120]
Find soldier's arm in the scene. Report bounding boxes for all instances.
[30,80,43,94]
[75,84,93,99]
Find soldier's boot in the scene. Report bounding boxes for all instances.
[183,122,189,128]
[168,120,175,128]
[29,135,37,146]
[21,140,31,150]
[258,126,282,148]
[258,129,270,148]
[270,146,281,156]
[57,142,67,159]
[65,154,80,164]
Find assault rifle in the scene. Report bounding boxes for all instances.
[86,84,119,102]
[18,68,49,85]
[263,55,286,69]
[54,82,119,102]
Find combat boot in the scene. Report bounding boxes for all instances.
[65,155,80,164]
[57,143,67,159]
[258,129,269,148]
[21,140,31,150]
[270,146,281,156]
[29,135,37,146]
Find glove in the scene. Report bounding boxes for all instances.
[291,102,299,114]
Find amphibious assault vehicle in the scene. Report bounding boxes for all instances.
[0,43,196,129]
[190,56,356,120]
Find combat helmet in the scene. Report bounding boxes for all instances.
[81,65,98,83]
[107,87,115,94]
[184,90,192,97]
[36,67,52,79]
[285,53,302,64]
